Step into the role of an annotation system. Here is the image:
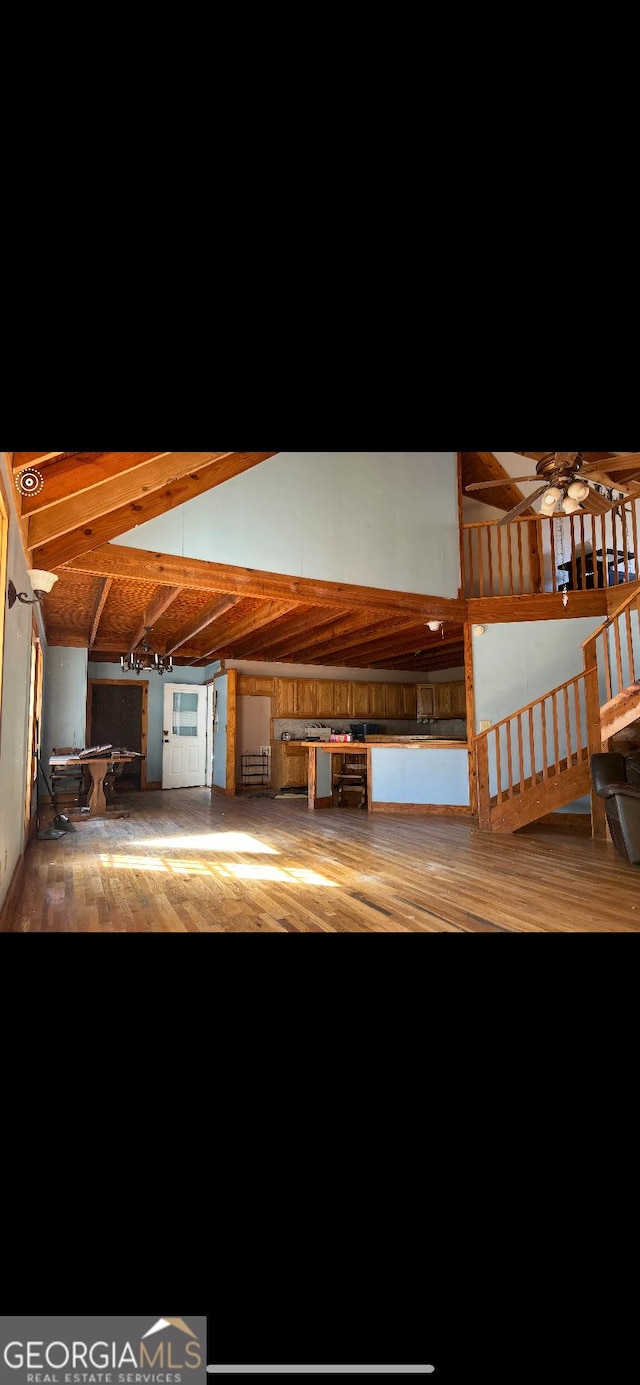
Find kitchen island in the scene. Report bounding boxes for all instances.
[291,739,470,815]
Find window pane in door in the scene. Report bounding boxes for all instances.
[173,691,198,736]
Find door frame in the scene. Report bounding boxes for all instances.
[86,678,148,791]
[24,619,44,841]
[212,669,237,796]
[162,681,208,790]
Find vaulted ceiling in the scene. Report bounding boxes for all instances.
[11,451,465,673]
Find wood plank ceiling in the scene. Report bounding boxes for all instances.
[13,452,466,673]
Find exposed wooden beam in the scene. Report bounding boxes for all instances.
[165,595,240,655]
[127,586,183,652]
[264,611,376,661]
[288,614,425,665]
[88,579,113,651]
[12,452,68,470]
[21,452,174,516]
[28,452,236,548]
[188,602,300,664]
[33,452,279,570]
[231,605,343,659]
[320,630,465,666]
[64,543,468,622]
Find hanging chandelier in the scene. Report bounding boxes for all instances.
[121,630,173,676]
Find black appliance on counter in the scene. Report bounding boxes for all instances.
[350,723,382,742]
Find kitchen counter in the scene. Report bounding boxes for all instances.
[290,739,468,750]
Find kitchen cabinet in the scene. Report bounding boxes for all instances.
[296,679,318,718]
[351,682,371,718]
[238,675,275,696]
[332,681,352,717]
[271,741,308,790]
[401,685,418,718]
[417,681,466,720]
[315,681,335,718]
[383,684,403,718]
[368,682,386,718]
[274,679,298,717]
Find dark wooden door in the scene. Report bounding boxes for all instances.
[90,684,142,790]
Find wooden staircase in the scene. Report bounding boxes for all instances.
[475,586,640,836]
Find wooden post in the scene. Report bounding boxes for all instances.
[307,746,316,812]
[584,655,606,839]
[528,521,543,595]
[464,623,477,817]
[476,738,491,832]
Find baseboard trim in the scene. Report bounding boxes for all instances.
[371,803,471,816]
[314,796,333,810]
[0,853,26,933]
[145,781,162,791]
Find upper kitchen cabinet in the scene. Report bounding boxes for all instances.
[274,678,298,717]
[383,684,403,718]
[451,682,467,717]
[417,681,466,719]
[315,680,336,718]
[401,685,417,718]
[296,679,318,718]
[417,685,436,718]
[332,681,353,717]
[351,682,371,718]
[368,682,386,718]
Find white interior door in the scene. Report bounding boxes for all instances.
[162,685,207,789]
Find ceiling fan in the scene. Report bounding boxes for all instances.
[466,451,640,526]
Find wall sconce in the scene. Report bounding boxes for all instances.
[7,569,59,609]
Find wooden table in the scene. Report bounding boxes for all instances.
[49,754,139,818]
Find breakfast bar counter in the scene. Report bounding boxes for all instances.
[294,740,470,814]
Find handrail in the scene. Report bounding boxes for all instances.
[473,670,596,742]
[582,583,640,654]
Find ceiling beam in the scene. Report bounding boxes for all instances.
[187,602,300,663]
[165,595,241,655]
[64,543,468,623]
[263,611,376,661]
[319,630,465,666]
[288,614,426,665]
[12,452,68,470]
[230,605,344,659]
[88,579,113,651]
[28,452,236,549]
[127,586,183,652]
[21,452,174,516]
[32,452,279,570]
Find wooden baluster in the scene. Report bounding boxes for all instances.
[507,523,514,596]
[478,529,485,598]
[579,515,586,590]
[549,519,557,593]
[631,497,639,579]
[517,713,525,793]
[517,522,524,594]
[540,700,549,781]
[612,507,619,590]
[590,516,597,588]
[602,625,613,703]
[626,606,635,682]
[614,617,624,694]
[552,692,560,773]
[495,728,502,805]
[506,718,514,799]
[621,505,630,583]
[584,655,606,840]
[529,707,536,786]
[573,677,584,760]
[467,529,475,598]
[476,737,491,831]
[563,685,573,766]
[487,526,495,597]
[497,524,504,596]
[528,524,543,595]
[600,514,607,589]
[570,516,579,592]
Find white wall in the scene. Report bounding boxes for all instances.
[87,662,208,783]
[42,649,89,777]
[113,452,461,598]
[237,696,271,781]
[371,749,469,806]
[0,451,48,910]
[226,659,430,684]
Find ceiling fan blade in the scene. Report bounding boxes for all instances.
[582,452,640,475]
[498,487,549,526]
[466,476,539,491]
[579,484,616,515]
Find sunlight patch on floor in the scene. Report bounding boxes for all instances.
[99,854,337,886]
[130,832,278,854]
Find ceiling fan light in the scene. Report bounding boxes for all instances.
[567,480,590,502]
[543,487,563,505]
[562,496,582,515]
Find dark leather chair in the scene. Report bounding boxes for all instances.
[591,751,640,865]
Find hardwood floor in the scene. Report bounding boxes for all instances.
[6,789,640,932]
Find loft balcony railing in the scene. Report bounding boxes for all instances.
[462,499,639,600]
